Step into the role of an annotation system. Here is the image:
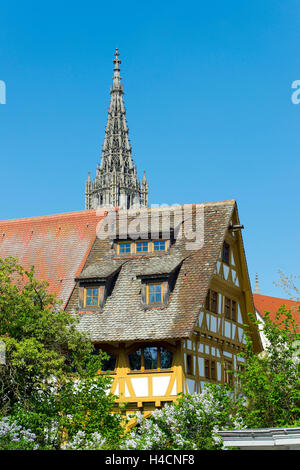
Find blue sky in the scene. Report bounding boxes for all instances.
[0,0,299,297]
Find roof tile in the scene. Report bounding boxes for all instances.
[0,209,108,306]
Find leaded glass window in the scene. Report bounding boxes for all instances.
[128,346,173,371]
[101,353,117,371]
[129,349,142,370]
[144,346,158,370]
[160,347,173,369]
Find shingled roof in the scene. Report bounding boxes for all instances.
[0,201,248,343]
[0,209,109,307]
[77,259,125,281]
[73,200,238,342]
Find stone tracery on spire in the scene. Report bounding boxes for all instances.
[85,49,148,210]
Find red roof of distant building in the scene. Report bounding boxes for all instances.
[253,293,300,330]
[0,210,108,307]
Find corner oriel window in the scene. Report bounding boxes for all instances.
[128,346,173,371]
[93,347,117,372]
[101,352,117,371]
[159,347,173,369]
[129,348,142,370]
[144,346,158,370]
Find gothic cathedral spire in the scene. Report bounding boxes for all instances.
[85,49,148,210]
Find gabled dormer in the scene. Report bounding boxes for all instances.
[75,260,122,311]
[136,257,184,308]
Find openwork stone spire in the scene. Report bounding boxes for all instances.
[254,273,261,294]
[85,49,148,210]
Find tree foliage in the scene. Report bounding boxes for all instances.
[236,306,300,428]
[0,257,124,449]
[274,270,300,301]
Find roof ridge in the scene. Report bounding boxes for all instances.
[0,200,236,224]
[253,293,300,303]
[0,209,108,224]
[117,200,236,214]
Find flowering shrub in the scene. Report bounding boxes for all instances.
[0,416,108,450]
[8,370,125,449]
[62,430,106,450]
[0,417,38,450]
[123,385,243,450]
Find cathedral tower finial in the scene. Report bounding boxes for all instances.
[112,48,122,92]
[85,50,149,210]
[113,48,121,69]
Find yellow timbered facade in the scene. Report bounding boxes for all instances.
[65,202,262,415]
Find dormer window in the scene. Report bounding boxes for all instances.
[153,240,166,252]
[136,241,149,253]
[77,261,122,311]
[84,287,101,308]
[118,242,132,254]
[146,282,164,305]
[116,239,169,256]
[138,258,183,308]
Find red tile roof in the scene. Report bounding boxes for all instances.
[253,293,300,330]
[0,210,108,307]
